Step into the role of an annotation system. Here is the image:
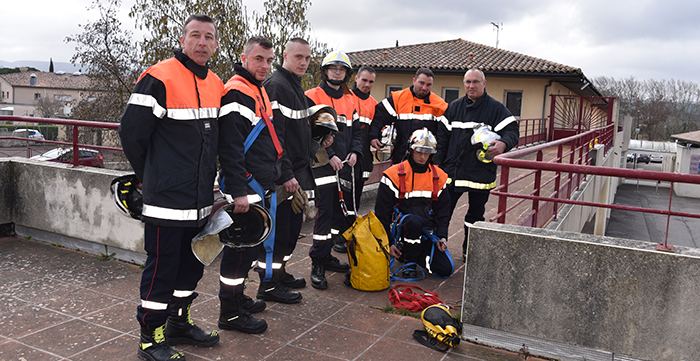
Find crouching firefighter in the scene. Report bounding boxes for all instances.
[216,36,299,333]
[374,128,454,279]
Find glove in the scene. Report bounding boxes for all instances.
[290,189,309,214]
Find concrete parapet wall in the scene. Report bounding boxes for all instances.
[463,222,700,361]
[1,158,145,263]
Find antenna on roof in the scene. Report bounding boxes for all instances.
[491,22,503,48]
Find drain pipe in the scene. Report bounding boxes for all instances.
[542,80,553,118]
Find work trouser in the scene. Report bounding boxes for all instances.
[447,185,490,255]
[137,223,205,328]
[220,245,259,298]
[256,199,303,278]
[395,214,452,278]
[310,183,353,262]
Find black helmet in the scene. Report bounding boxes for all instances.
[218,202,272,249]
[110,174,142,220]
[309,104,338,142]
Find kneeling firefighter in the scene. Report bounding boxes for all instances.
[374,128,454,279]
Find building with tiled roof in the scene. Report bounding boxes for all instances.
[347,38,602,120]
[670,130,700,197]
[0,70,94,118]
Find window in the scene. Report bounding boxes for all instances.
[54,94,72,102]
[386,85,402,97]
[442,87,460,103]
[35,93,41,100]
[504,91,522,117]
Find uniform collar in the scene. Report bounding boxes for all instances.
[233,63,262,87]
[465,91,488,107]
[174,49,209,80]
[277,64,302,87]
[320,80,344,99]
[352,87,370,100]
[410,85,431,104]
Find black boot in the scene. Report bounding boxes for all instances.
[239,292,266,313]
[165,302,219,347]
[218,296,268,334]
[462,227,469,263]
[256,273,302,304]
[279,262,306,289]
[332,236,347,253]
[138,324,185,361]
[310,262,327,290]
[324,254,350,273]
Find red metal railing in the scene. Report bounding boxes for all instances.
[0,115,120,167]
[492,123,700,252]
[517,118,547,147]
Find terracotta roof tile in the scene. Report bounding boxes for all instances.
[0,70,92,90]
[348,38,582,76]
[672,130,700,146]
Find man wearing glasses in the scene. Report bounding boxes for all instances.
[434,68,520,262]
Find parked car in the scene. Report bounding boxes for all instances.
[637,154,650,164]
[626,153,635,162]
[12,129,45,141]
[30,148,104,168]
[650,154,663,163]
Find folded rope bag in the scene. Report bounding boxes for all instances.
[341,212,391,291]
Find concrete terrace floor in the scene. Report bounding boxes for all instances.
[0,194,547,361]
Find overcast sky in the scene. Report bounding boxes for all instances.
[2,0,700,83]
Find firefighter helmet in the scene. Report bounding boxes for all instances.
[218,202,272,249]
[470,124,501,163]
[380,124,396,147]
[408,127,437,154]
[321,51,353,85]
[309,104,338,142]
[415,304,462,350]
[110,174,142,220]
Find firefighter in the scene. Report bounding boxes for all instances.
[369,68,448,164]
[434,68,519,262]
[118,14,222,361]
[374,128,453,279]
[333,66,379,253]
[305,51,361,289]
[217,36,294,334]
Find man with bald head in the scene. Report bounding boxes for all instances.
[435,68,519,262]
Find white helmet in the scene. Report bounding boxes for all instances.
[408,128,437,154]
[321,51,353,84]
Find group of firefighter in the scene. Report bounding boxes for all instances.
[117,14,519,361]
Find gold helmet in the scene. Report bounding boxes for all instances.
[415,304,462,350]
[309,104,338,142]
[408,127,437,154]
[470,124,501,163]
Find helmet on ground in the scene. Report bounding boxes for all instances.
[218,202,272,249]
[309,104,338,142]
[419,304,462,348]
[110,174,142,220]
[408,127,437,154]
[321,51,353,85]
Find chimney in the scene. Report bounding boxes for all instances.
[30,73,37,86]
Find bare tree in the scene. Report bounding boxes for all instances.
[34,95,64,118]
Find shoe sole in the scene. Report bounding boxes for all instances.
[311,282,328,290]
[256,293,302,304]
[167,336,219,348]
[218,321,268,334]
